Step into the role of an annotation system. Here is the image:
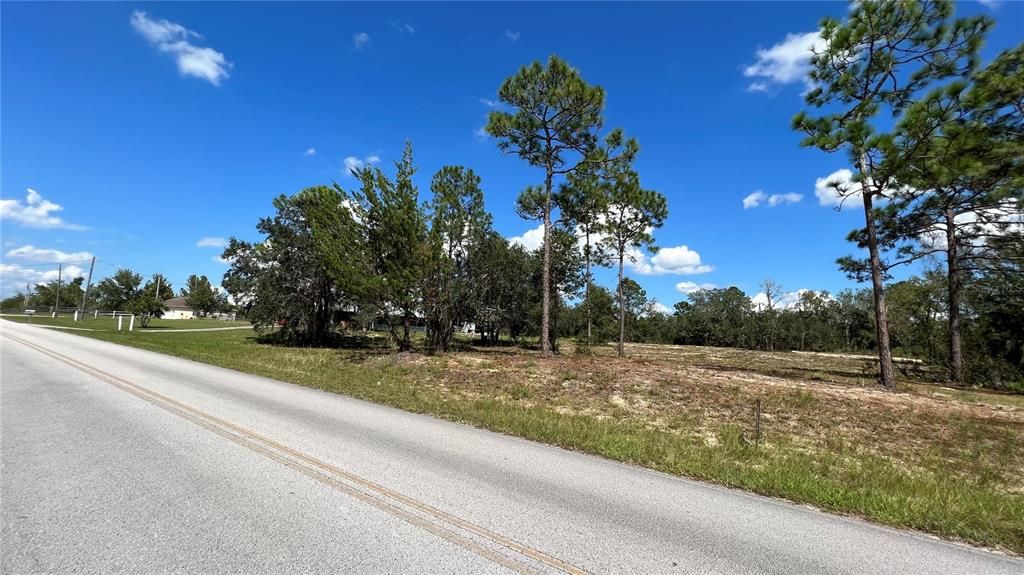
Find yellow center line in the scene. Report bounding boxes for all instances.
[3,331,588,575]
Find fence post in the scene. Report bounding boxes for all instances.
[118,316,123,331]
[755,399,762,448]
[129,315,135,332]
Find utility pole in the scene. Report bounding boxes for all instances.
[154,275,161,303]
[80,256,96,314]
[23,283,30,310]
[54,263,62,316]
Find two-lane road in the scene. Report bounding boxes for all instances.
[1,320,1020,574]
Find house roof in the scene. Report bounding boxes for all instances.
[164,296,189,310]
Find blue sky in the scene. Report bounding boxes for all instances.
[2,1,1021,310]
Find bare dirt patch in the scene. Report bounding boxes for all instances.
[397,341,1024,495]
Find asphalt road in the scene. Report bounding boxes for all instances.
[1,320,1020,574]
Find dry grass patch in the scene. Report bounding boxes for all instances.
[394,343,1024,498]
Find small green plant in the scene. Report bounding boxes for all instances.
[507,384,533,401]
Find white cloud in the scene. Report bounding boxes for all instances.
[768,193,803,207]
[5,245,93,263]
[390,20,416,34]
[743,191,767,209]
[479,98,499,108]
[751,289,828,311]
[504,30,521,41]
[744,30,822,93]
[0,263,86,294]
[676,281,717,295]
[651,301,673,315]
[353,32,371,49]
[744,190,802,209]
[0,188,88,230]
[131,11,231,86]
[196,236,227,248]
[978,0,1001,9]
[344,157,363,175]
[920,200,1023,250]
[512,220,713,276]
[813,168,901,210]
[815,168,856,208]
[343,154,381,176]
[305,147,317,156]
[508,224,544,251]
[473,126,489,142]
[632,245,714,276]
[213,255,232,265]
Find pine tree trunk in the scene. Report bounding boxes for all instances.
[945,208,963,384]
[540,168,553,357]
[862,190,896,389]
[402,314,411,352]
[617,251,625,358]
[585,229,592,350]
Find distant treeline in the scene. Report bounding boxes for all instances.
[563,267,1022,390]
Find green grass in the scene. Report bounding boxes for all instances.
[7,320,1022,554]
[0,314,251,330]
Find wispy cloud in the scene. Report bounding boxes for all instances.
[473,126,489,142]
[479,98,500,108]
[343,154,382,176]
[305,147,317,156]
[391,20,416,34]
[676,281,717,295]
[197,236,228,248]
[743,190,802,209]
[131,11,232,86]
[5,245,94,263]
[0,189,88,230]
[504,29,520,42]
[353,32,371,50]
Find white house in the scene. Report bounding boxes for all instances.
[162,296,194,320]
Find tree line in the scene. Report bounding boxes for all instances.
[2,270,231,326]
[573,265,1021,389]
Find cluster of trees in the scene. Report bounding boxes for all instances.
[792,0,1022,387]
[222,4,1020,390]
[92,270,173,326]
[223,143,584,350]
[568,266,1020,388]
[181,274,229,315]
[1,270,231,326]
[224,56,669,356]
